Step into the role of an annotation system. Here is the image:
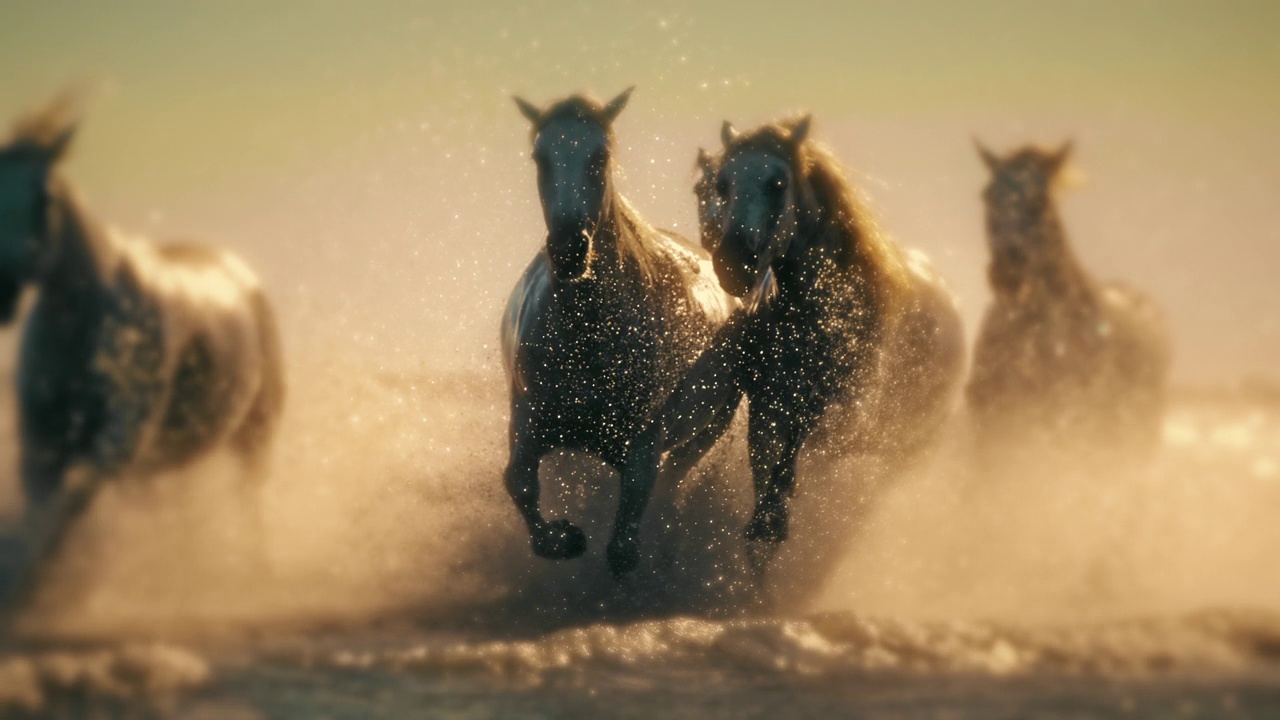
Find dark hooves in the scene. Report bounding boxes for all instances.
[531,519,588,560]
[606,538,640,578]
[743,510,788,545]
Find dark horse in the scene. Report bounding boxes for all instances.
[500,89,736,577]
[967,141,1170,461]
[662,117,966,570]
[0,92,285,601]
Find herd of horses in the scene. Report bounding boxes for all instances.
[0,88,1170,607]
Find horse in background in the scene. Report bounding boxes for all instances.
[0,91,285,605]
[662,116,966,573]
[967,141,1170,464]
[500,89,736,578]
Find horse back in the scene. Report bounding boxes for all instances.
[864,248,967,454]
[118,236,280,467]
[651,229,738,331]
[1099,280,1172,389]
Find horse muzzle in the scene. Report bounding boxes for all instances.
[712,240,756,298]
[546,226,595,282]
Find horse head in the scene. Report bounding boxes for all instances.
[975,139,1074,289]
[712,115,816,305]
[0,88,83,323]
[513,87,633,282]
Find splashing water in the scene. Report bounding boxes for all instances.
[0,349,1278,716]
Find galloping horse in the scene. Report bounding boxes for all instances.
[501,89,736,577]
[662,117,966,570]
[967,141,1170,461]
[0,93,285,598]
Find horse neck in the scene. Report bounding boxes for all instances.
[995,202,1096,308]
[773,202,879,319]
[40,176,119,303]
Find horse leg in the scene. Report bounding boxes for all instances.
[230,441,275,578]
[659,313,748,450]
[5,443,68,609]
[647,321,747,552]
[230,369,285,575]
[504,417,586,561]
[743,411,799,576]
[607,427,661,578]
[10,461,101,613]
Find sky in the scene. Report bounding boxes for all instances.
[0,0,1278,382]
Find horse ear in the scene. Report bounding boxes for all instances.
[974,137,999,172]
[513,96,542,125]
[787,114,811,145]
[601,86,634,124]
[13,85,89,163]
[41,121,78,163]
[696,147,715,174]
[1049,139,1074,174]
[721,121,738,147]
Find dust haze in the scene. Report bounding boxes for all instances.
[1,2,1279,641]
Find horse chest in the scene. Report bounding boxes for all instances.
[17,302,112,452]
[522,313,666,453]
[744,309,859,435]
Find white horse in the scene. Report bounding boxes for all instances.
[0,92,285,603]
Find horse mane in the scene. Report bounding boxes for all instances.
[802,141,913,306]
[611,191,667,286]
[727,121,913,317]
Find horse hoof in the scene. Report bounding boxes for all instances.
[532,519,587,560]
[606,539,640,578]
[743,512,788,544]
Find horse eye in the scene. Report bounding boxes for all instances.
[771,175,788,193]
[715,178,729,197]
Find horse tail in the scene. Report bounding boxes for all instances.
[231,288,286,471]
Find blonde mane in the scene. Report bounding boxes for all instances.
[800,140,913,313]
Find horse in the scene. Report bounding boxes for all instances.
[660,116,966,573]
[0,92,285,603]
[500,88,737,578]
[966,141,1170,463]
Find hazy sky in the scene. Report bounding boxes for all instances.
[1,1,1277,381]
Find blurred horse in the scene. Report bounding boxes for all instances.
[0,91,285,603]
[500,89,736,577]
[661,116,966,572]
[967,141,1170,463]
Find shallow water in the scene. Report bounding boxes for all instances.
[1,365,1279,718]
